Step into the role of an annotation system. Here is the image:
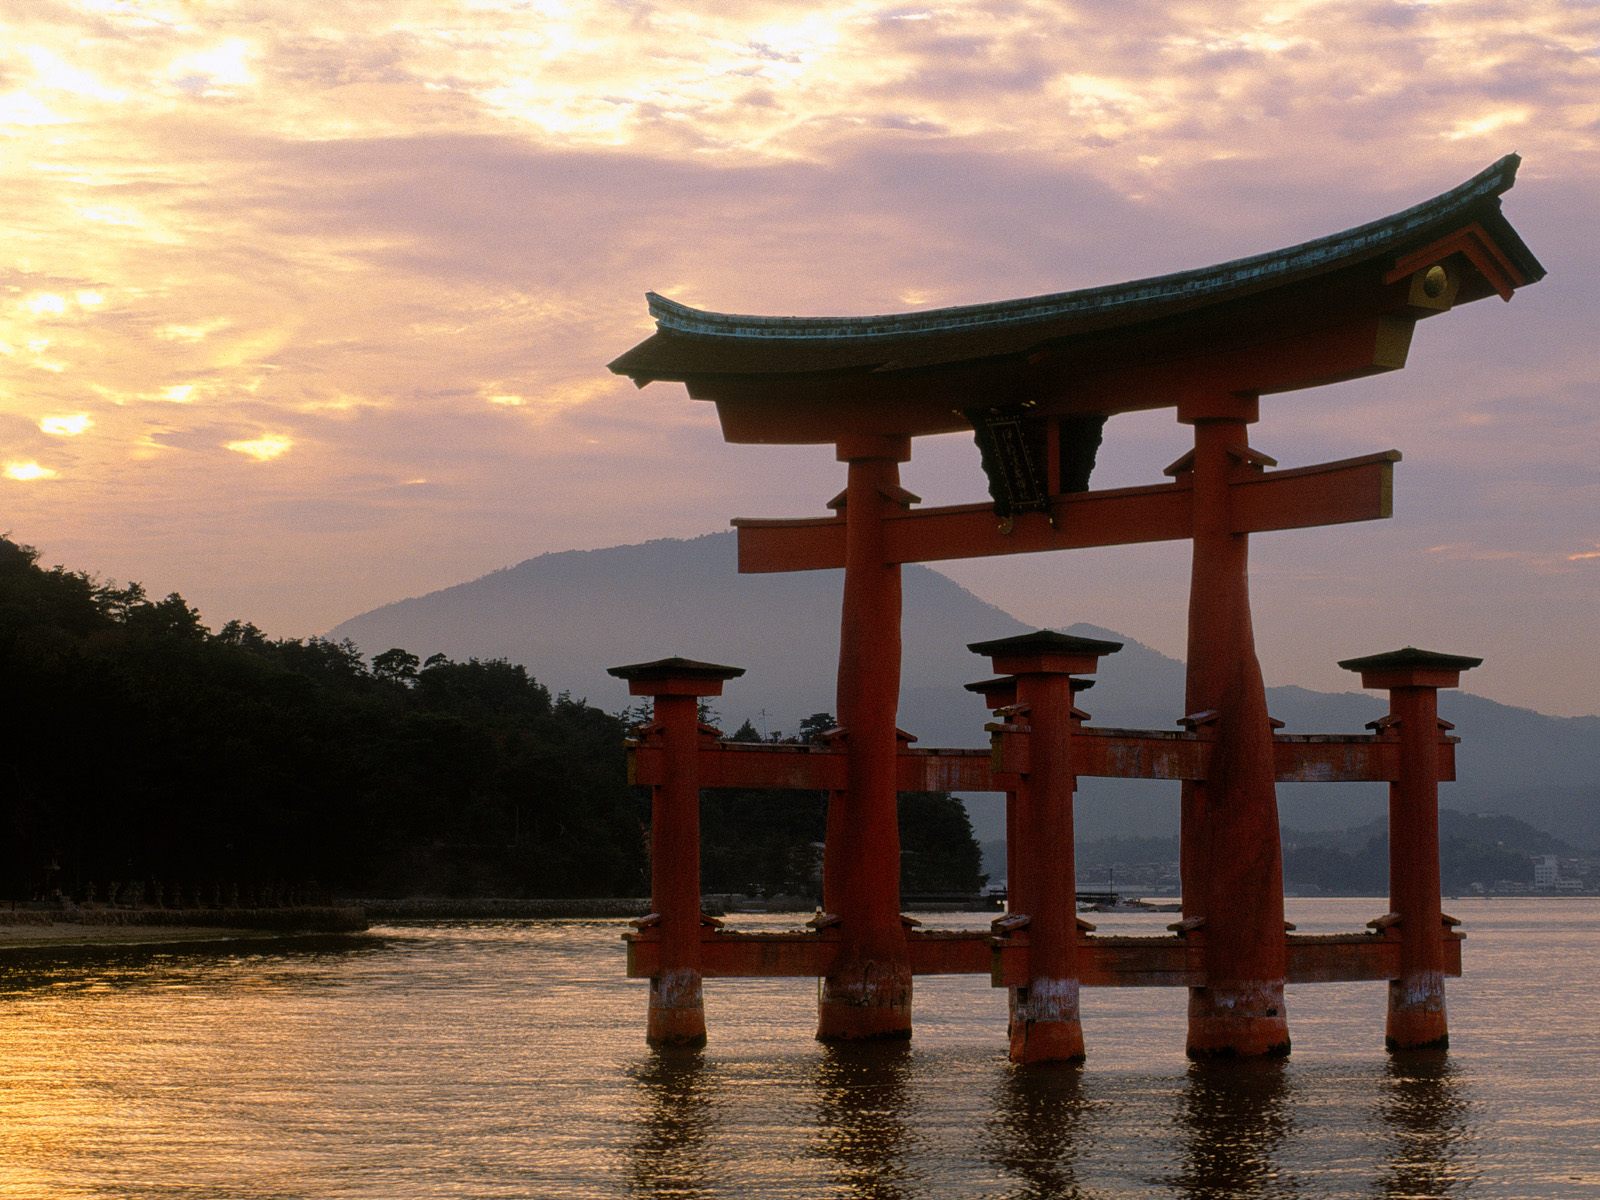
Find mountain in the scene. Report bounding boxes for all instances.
[329,532,1600,848]
[330,532,1027,743]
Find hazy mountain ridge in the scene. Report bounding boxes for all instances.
[330,532,1600,849]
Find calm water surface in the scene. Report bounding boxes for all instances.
[1,898,1597,1198]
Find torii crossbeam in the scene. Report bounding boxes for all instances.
[608,155,1543,1059]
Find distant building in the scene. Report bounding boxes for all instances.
[1534,855,1560,888]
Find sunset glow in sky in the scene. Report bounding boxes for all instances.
[2,1,1596,714]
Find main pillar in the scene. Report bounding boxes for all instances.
[1173,395,1290,1058]
[818,435,914,1040]
[608,656,744,1047]
[1340,647,1480,1051]
[972,631,1120,1063]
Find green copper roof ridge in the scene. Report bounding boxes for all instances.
[645,155,1527,342]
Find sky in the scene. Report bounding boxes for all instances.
[1,0,1596,717]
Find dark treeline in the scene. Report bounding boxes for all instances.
[693,713,985,898]
[1,537,983,903]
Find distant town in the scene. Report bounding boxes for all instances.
[979,813,1600,902]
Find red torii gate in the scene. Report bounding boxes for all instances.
[607,156,1542,1060]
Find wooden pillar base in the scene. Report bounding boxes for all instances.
[1386,972,1449,1052]
[647,968,707,1048]
[1186,983,1290,1059]
[817,961,912,1041]
[1009,978,1085,1064]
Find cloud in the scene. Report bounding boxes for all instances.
[0,0,1595,715]
[39,413,91,435]
[225,434,293,461]
[5,460,58,481]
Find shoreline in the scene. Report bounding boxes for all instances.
[0,906,369,952]
[350,898,651,920]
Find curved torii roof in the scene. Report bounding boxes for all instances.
[609,156,1543,444]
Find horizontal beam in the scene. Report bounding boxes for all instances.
[625,929,991,979]
[627,727,1454,791]
[991,934,1201,988]
[993,931,1462,987]
[1230,450,1397,534]
[885,482,1191,570]
[625,929,1463,985]
[735,480,1187,573]
[628,744,995,791]
[734,451,1399,572]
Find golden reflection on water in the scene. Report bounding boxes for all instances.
[809,1042,918,1200]
[1171,1059,1298,1197]
[986,1064,1095,1200]
[1374,1054,1472,1200]
[4,903,1597,1198]
[629,1048,718,1200]
[618,1042,1482,1200]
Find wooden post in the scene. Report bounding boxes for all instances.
[972,631,1120,1064]
[608,656,744,1047]
[1174,394,1290,1058]
[819,435,915,1040]
[1340,647,1481,1051]
[968,674,1027,1042]
[969,673,1093,1043]
[964,676,1020,908]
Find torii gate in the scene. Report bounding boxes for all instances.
[607,156,1542,1060]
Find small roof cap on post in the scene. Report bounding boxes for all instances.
[964,676,1094,702]
[968,629,1122,676]
[964,676,1017,708]
[1338,646,1482,690]
[607,656,745,697]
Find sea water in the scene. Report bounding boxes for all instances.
[0,898,1597,1198]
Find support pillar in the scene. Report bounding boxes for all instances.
[971,631,1120,1063]
[1340,647,1481,1052]
[969,673,1094,1042]
[967,674,1028,1042]
[1172,394,1290,1058]
[819,435,914,1040]
[608,656,744,1047]
[963,676,1021,912]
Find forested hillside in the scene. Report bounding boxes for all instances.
[0,537,982,903]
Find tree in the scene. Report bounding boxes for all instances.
[898,792,986,893]
[123,592,208,640]
[0,535,646,901]
[372,647,421,684]
[217,619,270,650]
[797,711,837,744]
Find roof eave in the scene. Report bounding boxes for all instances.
[606,155,1543,387]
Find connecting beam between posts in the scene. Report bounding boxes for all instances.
[625,929,1463,987]
[627,728,1458,791]
[732,451,1398,573]
[614,650,1473,1054]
